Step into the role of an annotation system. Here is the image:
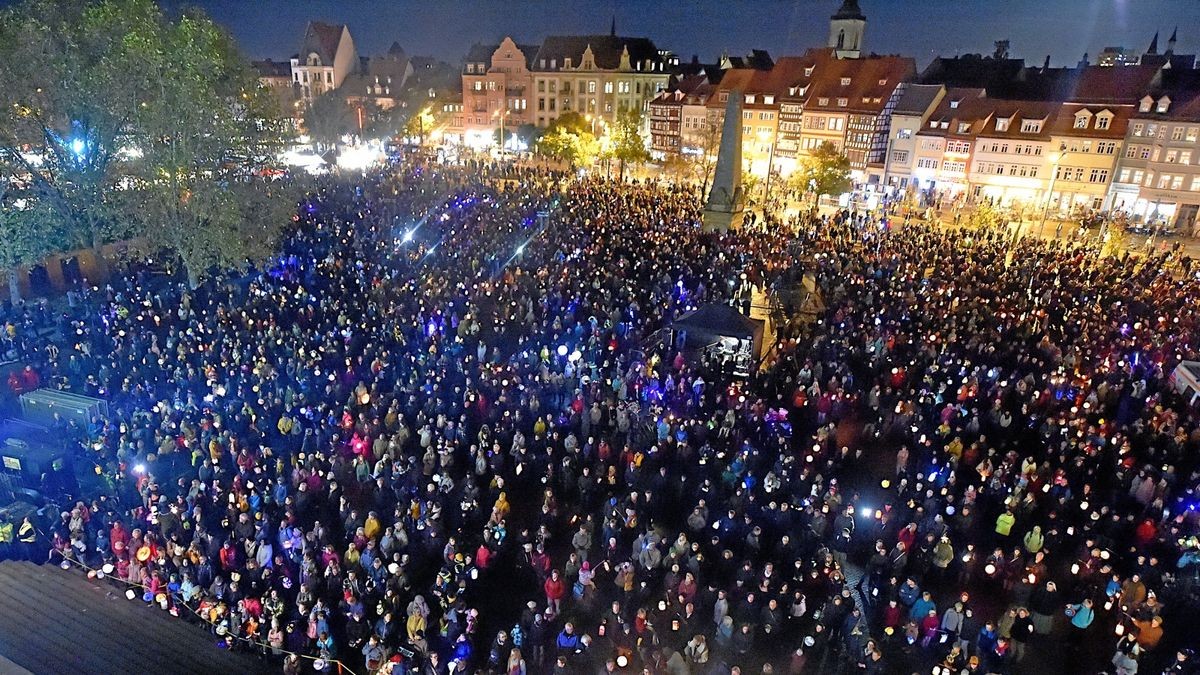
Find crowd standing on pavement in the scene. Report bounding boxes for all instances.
[1,157,1199,675]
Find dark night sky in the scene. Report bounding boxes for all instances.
[160,1,1193,69]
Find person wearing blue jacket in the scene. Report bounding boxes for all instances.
[1069,597,1094,630]
[910,590,936,621]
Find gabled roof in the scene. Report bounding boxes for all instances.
[463,40,538,74]
[918,88,988,137]
[1131,67,1200,119]
[1047,103,1134,138]
[722,49,774,71]
[533,35,664,72]
[465,43,498,65]
[299,21,348,65]
[804,53,917,114]
[893,83,945,116]
[1053,64,1164,104]
[968,99,1060,140]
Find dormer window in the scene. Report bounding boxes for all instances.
[878,78,887,86]
[950,100,959,109]
[745,94,755,104]
[1095,114,1111,130]
[958,122,970,133]
[1157,96,1171,113]
[804,66,814,76]
[818,97,829,106]
[1020,119,1041,133]
[1139,96,1153,113]
[840,77,851,86]
[1074,115,1089,129]
[763,95,774,105]
[837,97,848,107]
[995,118,1010,132]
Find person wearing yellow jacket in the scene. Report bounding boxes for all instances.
[995,510,1016,539]
[17,516,37,561]
[0,515,13,559]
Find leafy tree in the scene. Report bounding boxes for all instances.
[0,0,154,254]
[401,105,435,145]
[0,0,294,290]
[661,153,690,185]
[695,118,722,196]
[741,170,762,203]
[966,202,1002,230]
[545,111,589,136]
[513,123,541,150]
[493,127,513,149]
[0,194,64,303]
[304,91,354,151]
[536,126,598,169]
[126,6,293,288]
[611,110,650,181]
[792,141,852,204]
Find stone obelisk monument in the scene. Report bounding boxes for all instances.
[702,89,746,232]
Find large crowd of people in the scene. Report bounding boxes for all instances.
[1,158,1199,675]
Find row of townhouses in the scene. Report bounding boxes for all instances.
[262,1,1199,232]
[644,2,1199,231]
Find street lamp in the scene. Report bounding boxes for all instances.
[1038,142,1067,238]
[493,109,511,150]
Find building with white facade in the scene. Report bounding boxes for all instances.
[290,22,358,103]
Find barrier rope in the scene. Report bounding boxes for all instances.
[44,548,365,675]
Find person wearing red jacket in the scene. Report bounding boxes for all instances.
[544,569,566,615]
[110,521,130,556]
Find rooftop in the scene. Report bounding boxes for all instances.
[533,35,665,72]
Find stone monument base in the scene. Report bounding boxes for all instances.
[702,208,745,233]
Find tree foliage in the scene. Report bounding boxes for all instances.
[545,112,589,136]
[966,202,1003,230]
[0,0,294,289]
[611,110,650,180]
[0,192,67,301]
[793,141,852,202]
[536,126,598,169]
[0,0,152,250]
[305,91,354,151]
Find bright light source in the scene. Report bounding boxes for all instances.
[516,243,526,254]
[557,345,569,357]
[336,145,382,171]
[860,506,872,517]
[70,138,86,156]
[402,230,414,243]
[133,464,146,475]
